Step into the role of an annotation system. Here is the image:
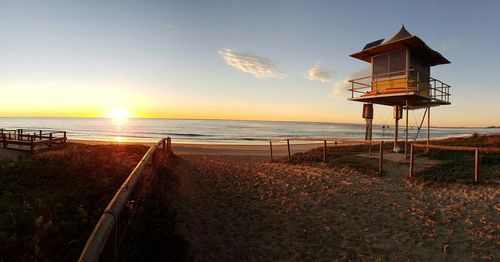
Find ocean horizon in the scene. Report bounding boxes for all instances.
[0,117,498,144]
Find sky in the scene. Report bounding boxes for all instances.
[1,0,499,127]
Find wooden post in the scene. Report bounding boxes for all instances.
[39,130,42,140]
[323,140,327,162]
[162,139,166,153]
[269,141,273,162]
[49,133,53,147]
[427,106,431,147]
[167,137,171,151]
[409,143,414,178]
[379,141,384,173]
[474,149,479,183]
[394,110,399,151]
[2,133,5,148]
[30,135,34,152]
[405,101,409,158]
[287,139,291,161]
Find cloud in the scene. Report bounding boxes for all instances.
[330,67,371,98]
[219,49,286,79]
[162,23,176,30]
[305,64,335,83]
[440,38,459,52]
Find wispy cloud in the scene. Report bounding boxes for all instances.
[162,23,176,30]
[305,64,335,83]
[219,49,286,79]
[440,38,459,52]
[330,67,370,98]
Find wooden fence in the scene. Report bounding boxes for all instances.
[1,129,67,152]
[78,137,172,262]
[269,138,385,173]
[409,143,500,182]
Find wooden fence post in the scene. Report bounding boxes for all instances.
[474,149,479,183]
[2,133,5,148]
[167,137,171,151]
[162,139,166,153]
[287,139,291,161]
[49,133,53,147]
[30,135,34,152]
[323,140,327,162]
[379,141,384,173]
[39,130,42,140]
[409,143,414,178]
[368,141,372,156]
[269,141,273,162]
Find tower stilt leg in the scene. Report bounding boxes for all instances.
[427,106,431,148]
[405,100,409,158]
[394,115,399,152]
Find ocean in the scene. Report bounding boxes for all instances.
[0,118,497,144]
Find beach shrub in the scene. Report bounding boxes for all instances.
[0,143,148,261]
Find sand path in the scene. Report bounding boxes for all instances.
[166,155,498,261]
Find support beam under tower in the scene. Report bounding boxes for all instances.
[427,106,431,146]
[405,100,409,158]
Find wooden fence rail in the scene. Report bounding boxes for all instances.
[1,129,67,152]
[269,138,384,173]
[78,137,172,262]
[409,143,500,182]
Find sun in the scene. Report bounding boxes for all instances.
[107,107,132,123]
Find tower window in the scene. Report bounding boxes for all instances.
[372,49,407,79]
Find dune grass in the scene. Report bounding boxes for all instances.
[416,134,500,183]
[284,134,500,183]
[0,143,148,261]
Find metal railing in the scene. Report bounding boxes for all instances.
[269,138,385,173]
[348,68,451,103]
[78,137,172,262]
[409,143,500,182]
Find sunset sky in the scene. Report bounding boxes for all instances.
[1,0,499,126]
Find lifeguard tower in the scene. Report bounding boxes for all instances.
[348,25,451,156]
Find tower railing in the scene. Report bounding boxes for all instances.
[348,69,451,103]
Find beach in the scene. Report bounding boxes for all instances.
[69,139,323,156]
[1,135,498,260]
[155,153,498,261]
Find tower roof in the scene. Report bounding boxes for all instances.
[382,25,412,44]
[350,26,450,66]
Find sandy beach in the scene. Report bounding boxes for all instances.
[1,136,498,260]
[69,139,324,156]
[159,153,498,261]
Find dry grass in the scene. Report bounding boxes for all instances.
[415,134,500,183]
[0,143,148,261]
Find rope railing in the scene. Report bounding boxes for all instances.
[269,138,385,173]
[409,143,500,182]
[78,137,172,262]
